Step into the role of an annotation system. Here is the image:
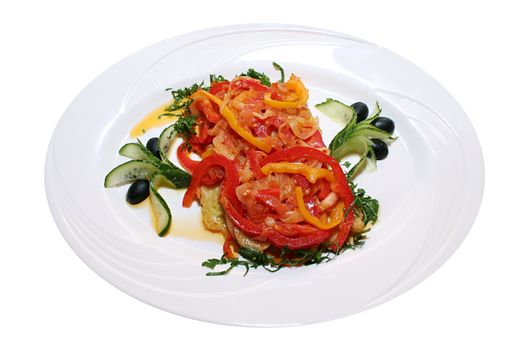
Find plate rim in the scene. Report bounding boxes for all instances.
[45,23,485,326]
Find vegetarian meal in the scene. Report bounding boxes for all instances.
[104,63,397,275]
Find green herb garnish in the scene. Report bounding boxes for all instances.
[240,68,271,87]
[210,74,226,84]
[342,163,380,226]
[202,234,368,276]
[272,61,285,83]
[350,183,379,226]
[165,83,203,112]
[166,82,202,101]
[172,115,197,141]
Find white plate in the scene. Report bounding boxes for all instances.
[45,24,484,326]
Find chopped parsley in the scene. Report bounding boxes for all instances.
[209,74,226,84]
[172,115,197,141]
[202,233,368,276]
[239,68,271,86]
[342,162,380,226]
[350,183,379,226]
[165,82,203,112]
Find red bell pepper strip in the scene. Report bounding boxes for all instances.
[182,154,242,214]
[177,144,222,186]
[317,179,331,201]
[259,146,354,248]
[247,149,264,179]
[273,223,320,236]
[267,229,332,250]
[209,81,230,96]
[177,143,199,173]
[260,146,352,202]
[220,185,333,250]
[222,230,238,259]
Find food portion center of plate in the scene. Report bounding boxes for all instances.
[104,62,398,276]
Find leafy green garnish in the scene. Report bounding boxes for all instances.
[210,74,226,84]
[350,183,379,226]
[272,61,285,83]
[166,83,202,101]
[240,68,271,87]
[165,83,203,112]
[202,234,368,276]
[341,163,380,226]
[172,115,197,141]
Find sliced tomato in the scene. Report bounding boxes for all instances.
[247,149,264,179]
[197,99,221,123]
[255,193,289,215]
[231,77,271,93]
[209,81,230,96]
[305,130,326,148]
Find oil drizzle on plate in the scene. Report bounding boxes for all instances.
[130,102,180,138]
[172,221,225,245]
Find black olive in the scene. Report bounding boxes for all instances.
[351,102,369,122]
[126,179,150,204]
[146,137,161,159]
[368,139,389,160]
[371,117,395,134]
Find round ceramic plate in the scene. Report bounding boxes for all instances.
[45,24,484,326]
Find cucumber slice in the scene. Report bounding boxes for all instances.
[104,160,159,187]
[118,137,191,188]
[345,156,368,181]
[353,123,394,140]
[159,164,192,188]
[158,124,177,166]
[331,135,371,161]
[360,101,382,124]
[315,98,357,125]
[149,173,172,237]
[328,121,356,152]
[119,141,162,166]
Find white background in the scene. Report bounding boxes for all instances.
[1,0,523,349]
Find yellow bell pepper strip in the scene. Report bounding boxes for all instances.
[263,75,309,109]
[294,187,345,230]
[260,162,335,183]
[191,90,272,153]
